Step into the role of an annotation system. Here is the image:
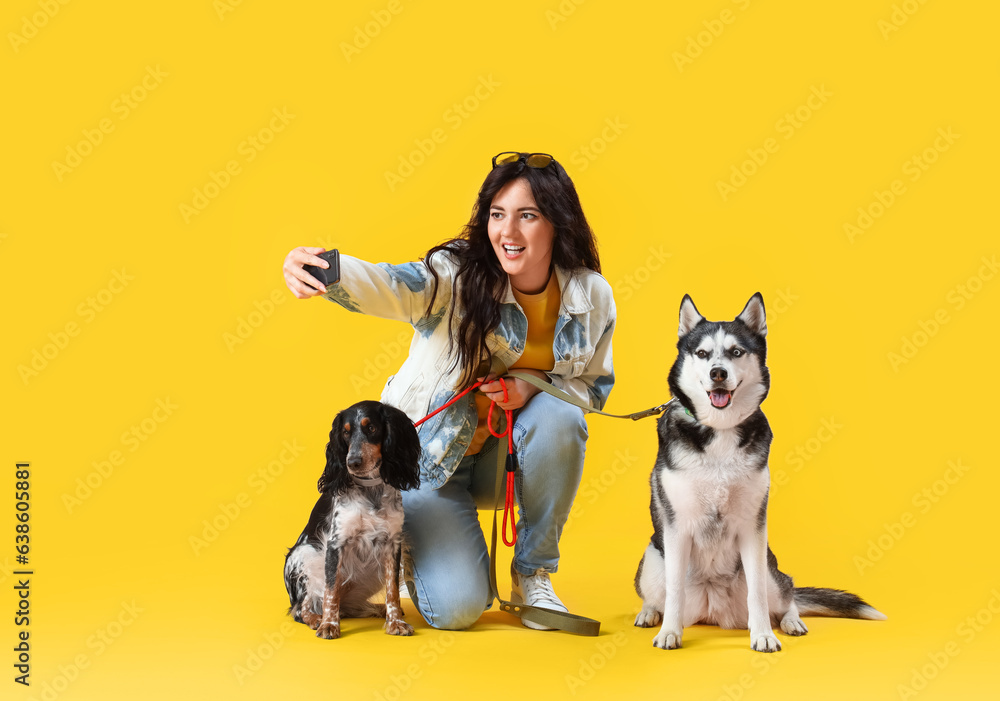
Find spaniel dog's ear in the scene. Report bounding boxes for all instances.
[378,403,421,491]
[318,410,352,495]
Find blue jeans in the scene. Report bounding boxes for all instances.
[401,391,588,630]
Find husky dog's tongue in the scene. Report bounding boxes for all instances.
[709,389,732,408]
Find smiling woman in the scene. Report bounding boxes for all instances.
[488,179,556,294]
[281,151,615,633]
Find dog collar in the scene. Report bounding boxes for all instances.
[351,474,383,487]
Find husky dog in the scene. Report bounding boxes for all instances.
[634,293,885,652]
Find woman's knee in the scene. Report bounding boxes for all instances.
[413,580,491,630]
[425,602,487,631]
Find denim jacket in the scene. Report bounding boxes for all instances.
[323,252,616,488]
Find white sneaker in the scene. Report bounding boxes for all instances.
[510,564,568,630]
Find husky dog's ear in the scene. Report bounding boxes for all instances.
[678,295,705,336]
[737,292,767,337]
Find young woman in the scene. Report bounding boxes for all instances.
[282,152,615,630]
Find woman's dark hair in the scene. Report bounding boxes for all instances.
[423,154,601,388]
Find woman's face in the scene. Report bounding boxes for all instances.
[487,178,555,295]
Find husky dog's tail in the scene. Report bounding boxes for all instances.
[794,587,887,620]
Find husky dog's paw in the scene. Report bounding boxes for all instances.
[750,632,781,652]
[634,607,662,628]
[780,612,808,636]
[316,621,341,640]
[652,628,683,650]
[385,619,414,636]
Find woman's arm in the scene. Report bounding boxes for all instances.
[282,246,451,326]
[549,299,616,410]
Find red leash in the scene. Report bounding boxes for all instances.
[487,380,518,547]
[413,378,518,547]
[412,380,482,428]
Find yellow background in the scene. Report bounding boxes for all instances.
[2,1,997,699]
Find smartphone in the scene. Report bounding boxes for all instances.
[303,249,340,289]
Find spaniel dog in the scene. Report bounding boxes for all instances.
[283,401,420,639]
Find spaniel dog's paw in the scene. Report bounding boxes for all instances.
[634,607,662,628]
[300,609,322,630]
[316,622,341,640]
[652,628,683,650]
[385,619,414,636]
[751,632,782,653]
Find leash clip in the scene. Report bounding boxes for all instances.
[629,401,673,421]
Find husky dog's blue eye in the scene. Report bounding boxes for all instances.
[731,348,744,357]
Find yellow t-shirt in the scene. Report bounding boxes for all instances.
[465,273,561,455]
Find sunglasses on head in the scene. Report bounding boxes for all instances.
[491,152,554,169]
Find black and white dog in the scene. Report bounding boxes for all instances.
[284,401,420,639]
[634,293,885,652]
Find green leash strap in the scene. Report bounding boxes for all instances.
[485,372,671,635]
[505,371,675,420]
[487,442,601,636]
